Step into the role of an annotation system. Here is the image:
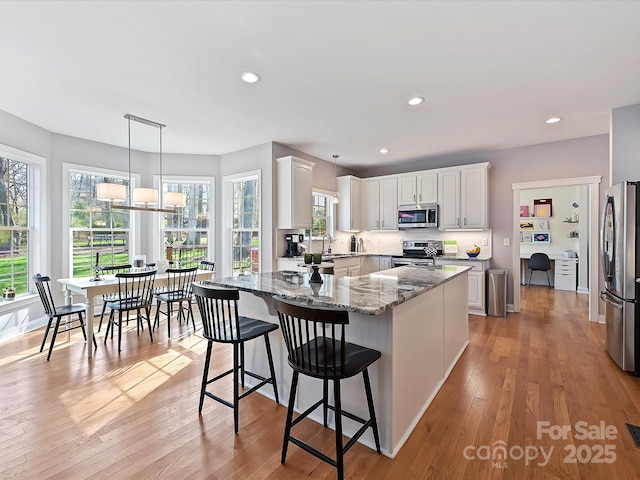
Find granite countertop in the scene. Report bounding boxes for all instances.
[438,254,492,261]
[203,265,469,315]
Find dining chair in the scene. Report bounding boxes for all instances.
[192,283,279,434]
[153,266,198,338]
[33,274,97,361]
[200,260,215,272]
[272,297,382,480]
[96,263,132,333]
[103,270,156,352]
[527,252,552,287]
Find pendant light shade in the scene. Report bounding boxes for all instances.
[133,187,159,205]
[164,191,187,208]
[96,183,126,202]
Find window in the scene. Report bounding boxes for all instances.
[231,176,260,275]
[309,191,334,239]
[69,170,130,277]
[161,180,212,267]
[0,156,30,294]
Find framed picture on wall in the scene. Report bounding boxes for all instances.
[537,219,549,230]
[520,205,530,217]
[520,231,533,243]
[532,232,550,243]
[520,221,534,230]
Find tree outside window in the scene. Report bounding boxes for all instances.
[69,171,129,277]
[0,157,29,294]
[232,177,260,275]
[161,181,210,267]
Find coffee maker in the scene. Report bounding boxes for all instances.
[285,234,303,257]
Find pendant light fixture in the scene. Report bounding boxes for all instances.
[97,114,186,213]
[332,154,339,204]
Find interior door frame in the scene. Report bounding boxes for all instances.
[512,176,602,322]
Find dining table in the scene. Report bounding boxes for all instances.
[57,268,215,358]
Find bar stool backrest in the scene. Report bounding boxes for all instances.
[192,284,241,342]
[273,297,349,378]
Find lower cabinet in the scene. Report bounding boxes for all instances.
[435,259,488,316]
[331,257,362,278]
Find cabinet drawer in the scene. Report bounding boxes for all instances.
[437,259,486,272]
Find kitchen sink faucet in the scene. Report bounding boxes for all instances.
[322,233,332,254]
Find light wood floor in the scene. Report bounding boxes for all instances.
[2,287,640,479]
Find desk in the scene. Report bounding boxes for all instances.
[58,269,214,358]
[520,253,577,289]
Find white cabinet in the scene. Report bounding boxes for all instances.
[554,258,577,291]
[363,176,397,230]
[379,256,392,271]
[397,171,438,206]
[276,258,308,273]
[276,156,314,229]
[437,163,489,230]
[337,176,362,231]
[360,256,380,275]
[332,256,361,278]
[435,258,488,316]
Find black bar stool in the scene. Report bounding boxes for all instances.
[272,296,381,480]
[192,283,279,434]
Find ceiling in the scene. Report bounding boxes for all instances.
[1,1,640,170]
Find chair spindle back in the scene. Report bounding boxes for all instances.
[192,284,242,342]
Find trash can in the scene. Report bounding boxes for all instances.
[487,269,507,317]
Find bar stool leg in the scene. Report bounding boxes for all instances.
[199,342,213,413]
[264,334,279,403]
[334,379,344,480]
[240,342,245,389]
[233,343,240,434]
[363,368,381,453]
[282,370,299,463]
[323,379,329,427]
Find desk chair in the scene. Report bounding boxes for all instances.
[97,264,131,333]
[104,270,156,352]
[153,266,198,337]
[33,274,97,361]
[528,253,552,287]
[272,297,382,480]
[192,284,279,434]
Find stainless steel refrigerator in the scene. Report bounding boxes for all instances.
[601,181,639,374]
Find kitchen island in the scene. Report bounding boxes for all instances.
[204,265,469,457]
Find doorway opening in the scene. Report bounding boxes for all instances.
[512,176,602,322]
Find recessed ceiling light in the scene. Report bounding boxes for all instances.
[379,148,389,154]
[241,71,261,83]
[407,97,424,106]
[545,116,563,124]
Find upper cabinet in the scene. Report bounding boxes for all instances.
[437,163,489,230]
[337,175,362,231]
[397,171,438,206]
[363,176,398,230]
[276,156,314,229]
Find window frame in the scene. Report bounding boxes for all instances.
[308,188,335,240]
[0,143,46,306]
[152,175,215,266]
[222,170,261,278]
[62,163,141,278]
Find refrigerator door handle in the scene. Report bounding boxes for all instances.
[600,291,624,308]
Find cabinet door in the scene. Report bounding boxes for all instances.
[292,161,313,227]
[438,170,460,229]
[360,256,380,275]
[363,179,381,230]
[348,265,361,277]
[417,172,438,204]
[337,176,362,231]
[397,174,417,205]
[468,271,483,310]
[460,166,487,229]
[379,177,398,230]
[333,266,349,278]
[379,256,392,271]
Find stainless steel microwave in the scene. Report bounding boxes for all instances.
[398,204,438,229]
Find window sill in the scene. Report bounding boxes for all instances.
[0,294,40,312]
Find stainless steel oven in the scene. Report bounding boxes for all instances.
[391,240,443,268]
[397,204,438,229]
